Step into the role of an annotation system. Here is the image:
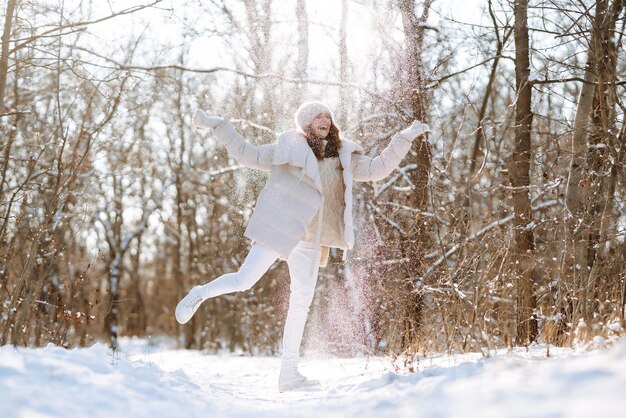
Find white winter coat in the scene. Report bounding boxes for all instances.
[212,120,415,259]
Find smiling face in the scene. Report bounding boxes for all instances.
[309,112,332,138]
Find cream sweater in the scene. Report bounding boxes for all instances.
[301,156,347,249]
[299,140,349,267]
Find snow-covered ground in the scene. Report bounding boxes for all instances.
[2,337,626,418]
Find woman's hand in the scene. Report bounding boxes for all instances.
[192,109,224,129]
[399,120,430,141]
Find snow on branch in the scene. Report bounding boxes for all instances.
[376,201,449,226]
[198,165,243,177]
[376,163,418,196]
[368,202,405,235]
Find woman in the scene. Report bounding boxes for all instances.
[176,101,429,391]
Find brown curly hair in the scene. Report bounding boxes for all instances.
[303,121,342,160]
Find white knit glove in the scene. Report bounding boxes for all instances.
[399,120,430,141]
[192,109,224,129]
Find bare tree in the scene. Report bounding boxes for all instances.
[511,0,538,345]
[582,0,624,324]
[563,0,624,327]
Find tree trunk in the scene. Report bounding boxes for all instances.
[399,0,432,121]
[584,0,624,321]
[104,252,122,350]
[0,39,21,216]
[243,0,274,129]
[172,58,190,348]
[338,0,349,127]
[564,0,610,323]
[294,0,308,107]
[397,0,433,352]
[0,0,18,111]
[104,175,124,350]
[511,0,538,345]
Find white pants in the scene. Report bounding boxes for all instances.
[201,241,321,364]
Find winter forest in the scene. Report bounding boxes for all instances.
[1,0,625,369]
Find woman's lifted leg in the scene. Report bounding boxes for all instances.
[175,243,280,324]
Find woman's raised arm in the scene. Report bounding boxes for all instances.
[193,109,275,171]
[352,121,429,182]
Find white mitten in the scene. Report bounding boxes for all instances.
[399,120,430,140]
[192,109,224,129]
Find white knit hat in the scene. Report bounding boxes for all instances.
[294,101,334,131]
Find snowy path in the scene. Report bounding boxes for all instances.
[131,349,402,416]
[2,337,626,417]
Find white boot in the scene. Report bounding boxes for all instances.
[278,360,320,392]
[175,285,205,324]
